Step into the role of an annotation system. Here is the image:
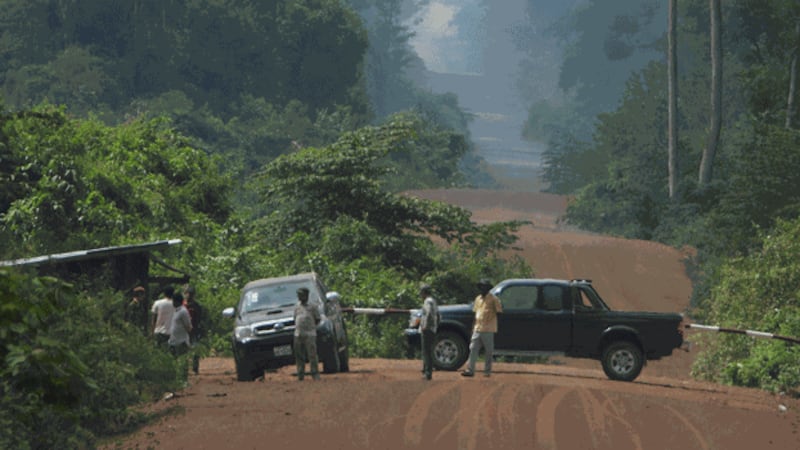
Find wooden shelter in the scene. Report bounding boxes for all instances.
[0,239,190,332]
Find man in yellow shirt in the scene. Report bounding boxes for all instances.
[461,279,503,377]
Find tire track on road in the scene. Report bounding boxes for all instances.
[662,404,710,450]
[535,386,571,449]
[402,382,459,446]
[449,384,504,450]
[402,381,516,450]
[578,388,644,450]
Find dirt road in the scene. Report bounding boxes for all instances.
[106,189,800,450]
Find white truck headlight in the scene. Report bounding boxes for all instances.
[409,311,421,328]
[235,326,253,339]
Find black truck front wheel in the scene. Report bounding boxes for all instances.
[338,347,350,373]
[235,358,262,381]
[601,341,643,382]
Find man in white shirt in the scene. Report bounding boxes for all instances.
[151,286,175,348]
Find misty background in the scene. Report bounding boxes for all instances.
[396,0,667,190]
[406,0,577,188]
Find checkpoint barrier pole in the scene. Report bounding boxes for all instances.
[685,323,800,345]
[341,307,413,315]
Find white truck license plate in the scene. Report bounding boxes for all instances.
[273,345,292,356]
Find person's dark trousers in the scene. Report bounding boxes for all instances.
[190,336,201,374]
[169,342,191,381]
[155,333,170,348]
[421,329,435,380]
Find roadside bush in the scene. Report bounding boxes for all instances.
[691,218,800,394]
[0,270,184,448]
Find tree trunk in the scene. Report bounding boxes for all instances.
[668,0,679,199]
[699,0,722,187]
[786,21,799,129]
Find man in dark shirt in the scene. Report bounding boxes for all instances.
[183,284,204,375]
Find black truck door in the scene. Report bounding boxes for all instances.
[494,283,571,352]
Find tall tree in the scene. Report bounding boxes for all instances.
[787,20,799,129]
[667,0,679,199]
[552,0,667,119]
[699,0,722,186]
[346,0,426,119]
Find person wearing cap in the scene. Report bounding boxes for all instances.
[418,284,440,381]
[126,285,147,332]
[293,287,321,381]
[462,279,503,378]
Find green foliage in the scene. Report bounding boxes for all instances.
[0,0,487,193]
[539,131,605,194]
[0,0,369,116]
[551,0,796,244]
[706,124,800,254]
[0,269,182,448]
[0,0,378,184]
[0,105,232,256]
[691,218,800,393]
[256,114,475,254]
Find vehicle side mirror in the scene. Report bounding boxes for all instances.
[222,307,235,318]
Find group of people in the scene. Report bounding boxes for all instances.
[417,278,503,380]
[148,284,205,375]
[143,278,499,382]
[290,278,502,382]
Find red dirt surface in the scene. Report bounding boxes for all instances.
[105,189,800,450]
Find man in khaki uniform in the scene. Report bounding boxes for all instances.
[293,287,321,381]
[461,279,503,377]
[418,284,439,381]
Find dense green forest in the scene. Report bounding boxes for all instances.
[2,0,800,447]
[530,0,800,393]
[0,1,518,447]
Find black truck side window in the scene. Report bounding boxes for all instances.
[497,285,537,309]
[573,288,594,310]
[541,285,565,311]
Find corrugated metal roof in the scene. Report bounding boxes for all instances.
[0,239,183,267]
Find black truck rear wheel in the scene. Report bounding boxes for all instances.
[601,341,643,381]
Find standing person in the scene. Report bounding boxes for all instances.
[325,291,346,344]
[183,284,204,375]
[419,284,440,381]
[293,287,321,381]
[126,286,147,331]
[461,279,503,378]
[150,286,175,348]
[168,292,192,380]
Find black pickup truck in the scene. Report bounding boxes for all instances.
[405,278,685,381]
